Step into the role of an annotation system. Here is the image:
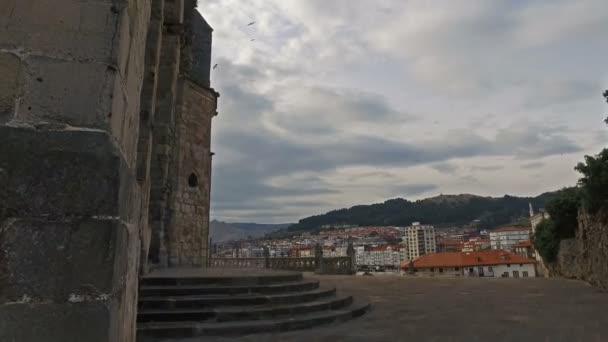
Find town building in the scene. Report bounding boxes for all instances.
[403,250,537,278]
[461,237,491,252]
[437,239,464,253]
[401,222,437,260]
[489,226,531,252]
[355,245,407,269]
[513,241,534,259]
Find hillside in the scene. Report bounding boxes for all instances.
[210,220,290,242]
[284,192,559,234]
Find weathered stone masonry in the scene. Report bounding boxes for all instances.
[0,0,217,341]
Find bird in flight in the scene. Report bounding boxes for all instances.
[247,21,256,26]
[213,63,218,70]
[250,38,256,42]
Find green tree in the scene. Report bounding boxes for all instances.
[545,187,580,239]
[575,149,608,213]
[534,219,559,262]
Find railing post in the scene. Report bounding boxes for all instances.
[314,243,324,274]
[207,238,213,267]
[347,242,356,275]
[263,246,270,269]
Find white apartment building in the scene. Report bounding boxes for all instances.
[355,245,407,269]
[401,222,437,260]
[489,227,531,251]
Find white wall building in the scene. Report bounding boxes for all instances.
[355,245,407,269]
[402,222,436,260]
[489,227,531,251]
[409,250,537,278]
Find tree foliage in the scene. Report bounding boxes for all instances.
[534,219,560,263]
[575,149,608,213]
[533,188,581,263]
[545,187,580,239]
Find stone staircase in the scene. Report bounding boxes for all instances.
[136,270,370,340]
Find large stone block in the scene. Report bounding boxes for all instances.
[0,302,110,342]
[0,126,121,219]
[0,52,21,124]
[0,218,129,303]
[17,55,114,128]
[0,0,120,62]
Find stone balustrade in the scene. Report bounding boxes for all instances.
[208,243,357,275]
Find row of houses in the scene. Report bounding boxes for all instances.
[401,249,537,278]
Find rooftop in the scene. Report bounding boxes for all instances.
[490,226,532,233]
[403,250,537,269]
[513,240,533,248]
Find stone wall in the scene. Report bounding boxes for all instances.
[0,1,217,339]
[0,0,152,341]
[166,78,215,266]
[550,209,608,291]
[147,1,217,268]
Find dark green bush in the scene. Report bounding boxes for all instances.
[575,149,608,214]
[545,187,580,239]
[534,219,559,263]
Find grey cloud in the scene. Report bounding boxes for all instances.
[431,163,458,174]
[348,171,397,182]
[471,165,504,172]
[521,162,545,169]
[390,184,438,197]
[199,2,600,223]
[524,80,600,109]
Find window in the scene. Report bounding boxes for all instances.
[523,271,529,277]
[188,173,198,187]
[430,268,434,272]
[507,264,511,267]
[439,268,443,273]
[488,266,493,272]
[502,272,509,277]
[455,267,459,271]
[513,271,520,278]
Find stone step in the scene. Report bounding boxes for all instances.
[141,272,303,287]
[137,295,354,323]
[139,280,320,297]
[138,288,337,310]
[137,302,371,339]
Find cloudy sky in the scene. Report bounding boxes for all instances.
[197,0,608,223]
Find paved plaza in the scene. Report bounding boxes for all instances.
[166,273,608,342]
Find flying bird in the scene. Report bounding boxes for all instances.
[213,63,218,70]
[250,38,256,42]
[247,21,256,26]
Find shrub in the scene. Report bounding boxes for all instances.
[545,187,580,239]
[575,149,608,213]
[534,219,559,263]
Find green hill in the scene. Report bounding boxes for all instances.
[280,192,558,235]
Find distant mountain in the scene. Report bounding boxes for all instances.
[210,220,291,242]
[282,192,559,235]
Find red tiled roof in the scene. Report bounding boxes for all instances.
[513,240,532,248]
[401,250,536,269]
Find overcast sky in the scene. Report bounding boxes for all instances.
[198,0,608,224]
